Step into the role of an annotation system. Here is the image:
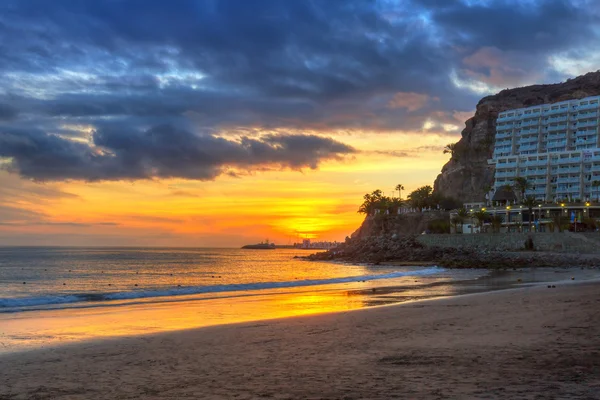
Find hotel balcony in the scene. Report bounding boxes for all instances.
[495,131,512,139]
[556,177,580,184]
[575,130,597,138]
[546,108,568,115]
[519,128,539,135]
[576,120,599,128]
[557,166,581,174]
[524,159,548,166]
[495,171,517,178]
[547,139,567,146]
[576,139,598,146]
[578,103,600,111]
[547,147,567,153]
[577,111,598,119]
[527,169,548,176]
[547,124,568,132]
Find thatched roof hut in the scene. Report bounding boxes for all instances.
[492,187,518,204]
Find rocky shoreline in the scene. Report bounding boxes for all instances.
[305,234,600,269]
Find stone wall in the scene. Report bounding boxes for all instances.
[417,232,600,254]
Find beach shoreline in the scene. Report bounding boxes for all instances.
[2,279,599,399]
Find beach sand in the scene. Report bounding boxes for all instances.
[1,281,599,399]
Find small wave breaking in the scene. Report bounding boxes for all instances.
[1,267,443,311]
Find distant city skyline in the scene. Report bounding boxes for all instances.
[1,0,599,246]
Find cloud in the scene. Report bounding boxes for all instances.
[0,124,356,181]
[387,92,438,112]
[0,0,598,184]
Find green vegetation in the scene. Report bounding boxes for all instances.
[358,186,461,214]
[490,215,503,233]
[513,177,530,201]
[357,190,403,215]
[472,210,488,232]
[427,218,451,234]
[395,184,404,200]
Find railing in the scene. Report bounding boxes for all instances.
[576,140,598,146]
[557,166,581,173]
[495,171,517,178]
[556,177,580,184]
[576,120,598,128]
[577,111,598,119]
[520,128,539,135]
[578,103,600,111]
[548,125,568,132]
[524,160,548,166]
[521,120,539,127]
[547,140,567,147]
[518,144,538,151]
[546,108,568,115]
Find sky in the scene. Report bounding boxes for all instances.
[1,0,599,246]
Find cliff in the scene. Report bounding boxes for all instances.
[433,71,600,202]
[349,212,450,239]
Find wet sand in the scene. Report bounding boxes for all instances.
[1,280,599,399]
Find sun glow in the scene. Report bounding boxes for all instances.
[0,128,455,246]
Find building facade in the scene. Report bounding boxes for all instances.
[489,95,600,202]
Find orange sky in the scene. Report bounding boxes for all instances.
[0,130,455,247]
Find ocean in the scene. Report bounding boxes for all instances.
[1,247,596,353]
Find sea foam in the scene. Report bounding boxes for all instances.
[0,267,443,311]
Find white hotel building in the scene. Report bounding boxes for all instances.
[489,95,600,202]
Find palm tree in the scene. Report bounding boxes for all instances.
[513,177,530,201]
[456,208,469,233]
[592,180,600,202]
[490,215,503,233]
[473,210,488,233]
[451,216,461,234]
[443,143,457,156]
[552,212,563,232]
[395,184,405,200]
[522,196,537,232]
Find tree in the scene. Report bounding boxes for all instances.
[551,212,564,233]
[522,196,537,232]
[455,208,469,233]
[490,215,503,233]
[388,197,404,214]
[513,177,530,201]
[451,216,461,234]
[472,210,488,233]
[395,184,405,200]
[592,180,600,202]
[358,190,384,214]
[443,143,457,156]
[407,185,433,210]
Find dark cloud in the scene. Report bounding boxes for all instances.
[0,0,597,181]
[0,103,18,120]
[0,124,356,181]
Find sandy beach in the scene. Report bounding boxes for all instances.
[1,281,599,399]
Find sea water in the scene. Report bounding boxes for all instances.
[2,247,593,353]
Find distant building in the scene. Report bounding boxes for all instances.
[489,95,600,202]
[295,239,339,250]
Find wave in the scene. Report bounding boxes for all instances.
[0,267,443,311]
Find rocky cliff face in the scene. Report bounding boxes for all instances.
[433,71,600,202]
